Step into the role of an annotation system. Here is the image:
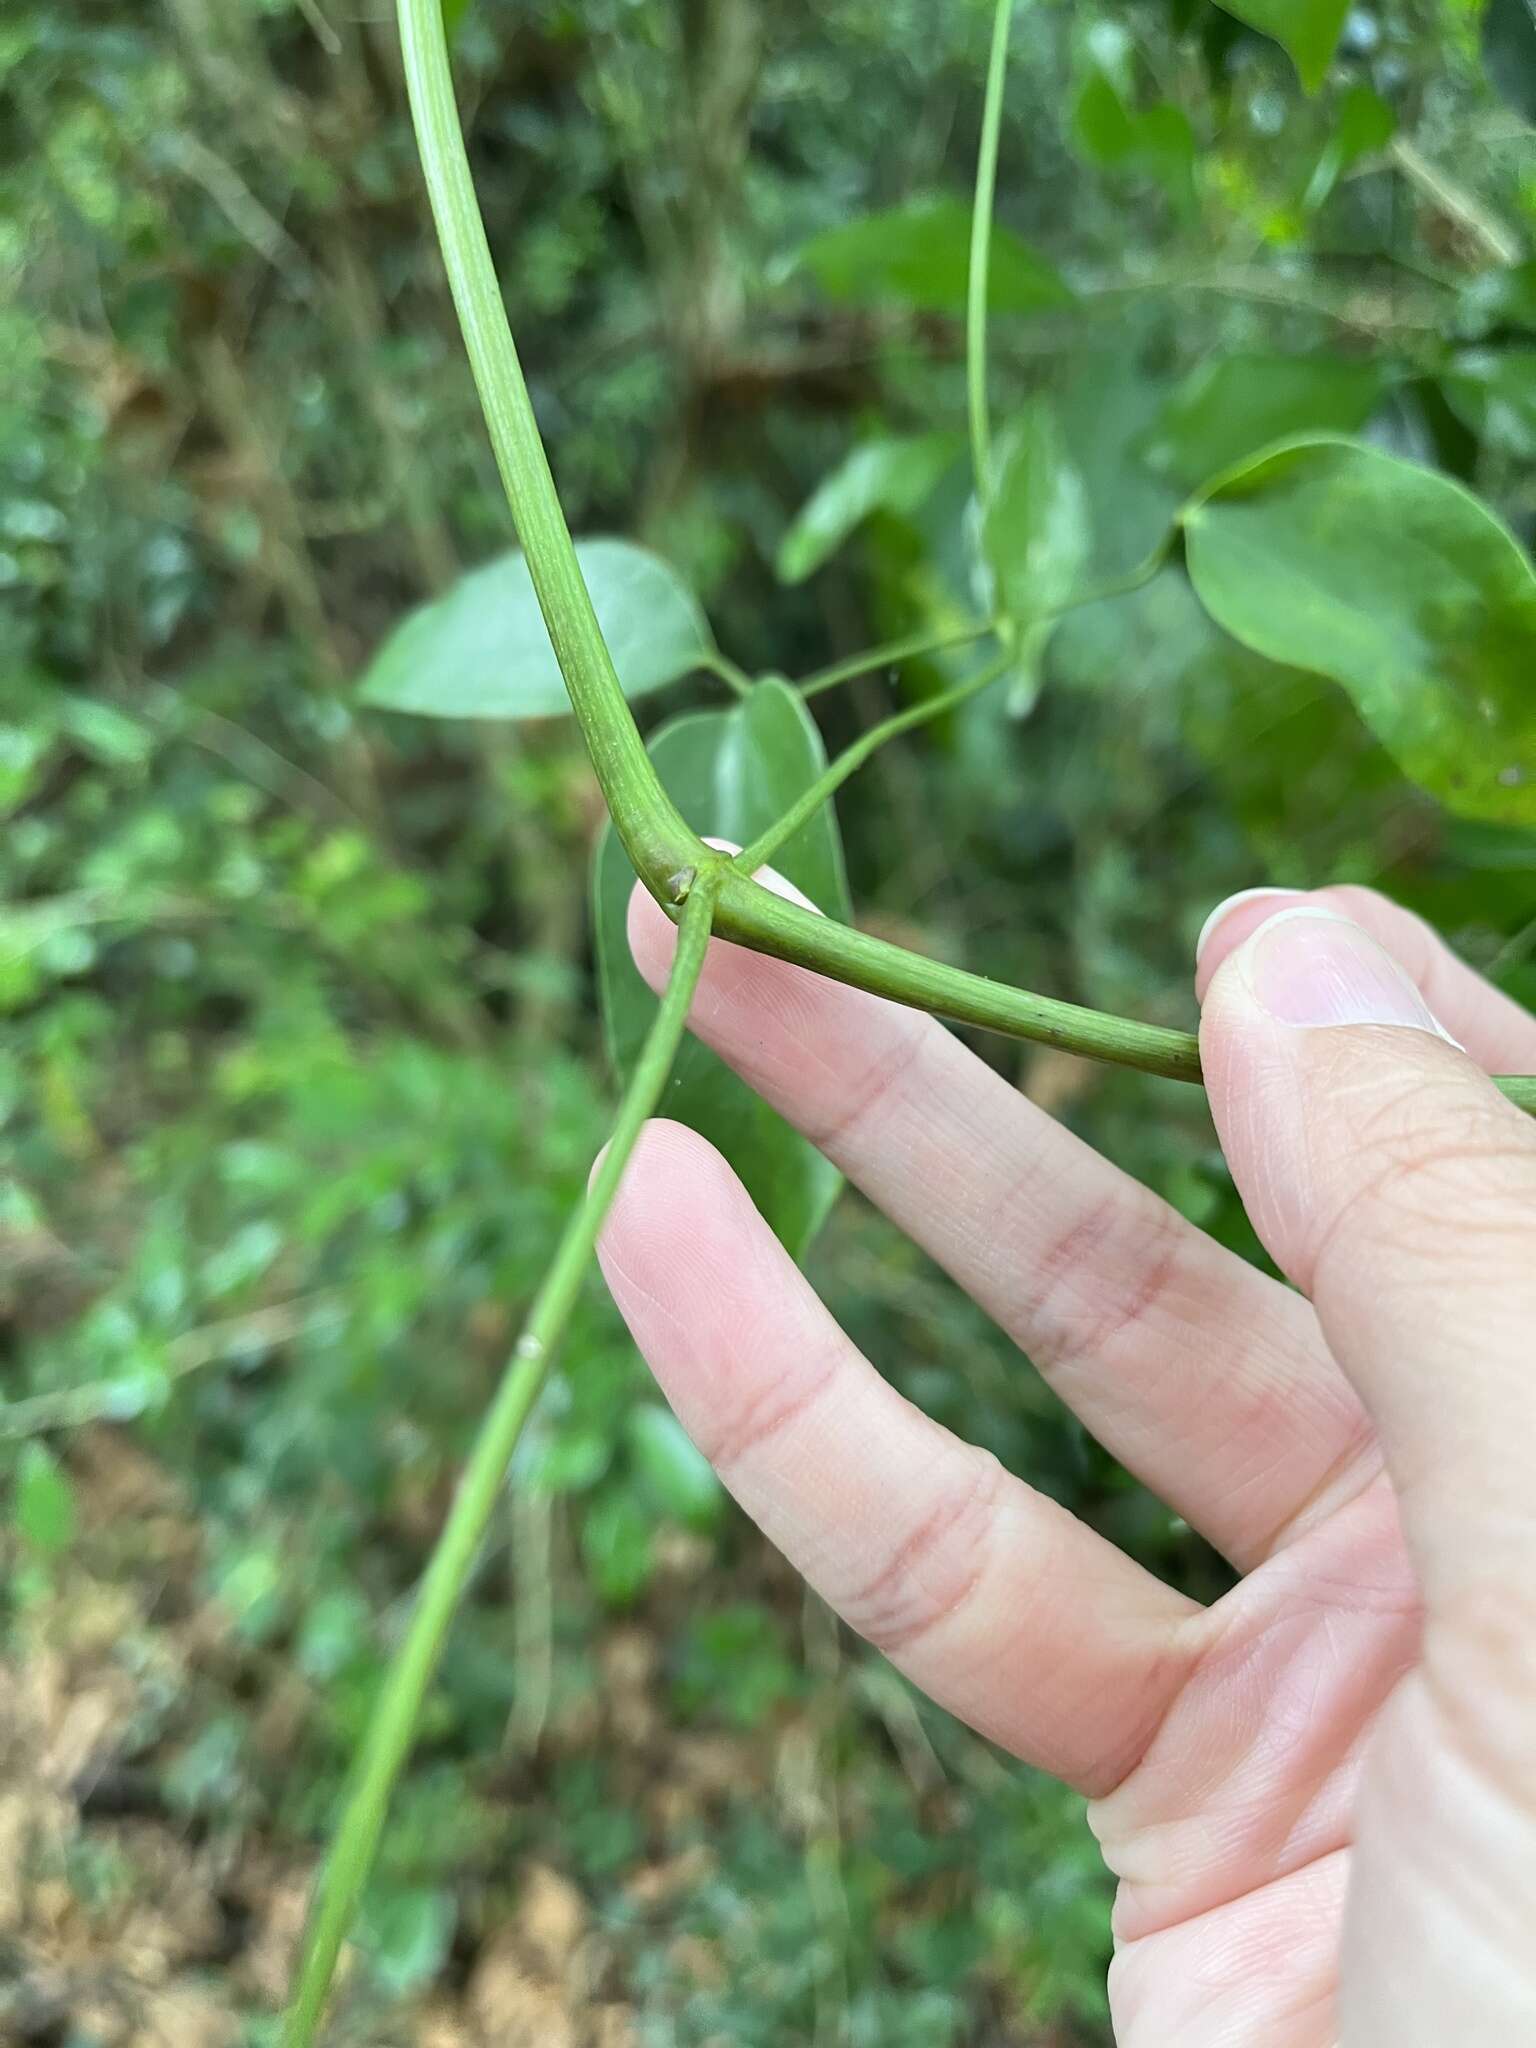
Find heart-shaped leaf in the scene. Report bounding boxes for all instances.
[1183,437,1536,826]
[593,680,850,1258]
[358,538,714,720]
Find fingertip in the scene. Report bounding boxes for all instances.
[1194,888,1308,1002]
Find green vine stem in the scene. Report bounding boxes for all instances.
[798,618,1000,700]
[967,0,1016,500]
[283,882,717,2045]
[738,652,1015,876]
[395,0,705,895]
[392,0,1536,1110]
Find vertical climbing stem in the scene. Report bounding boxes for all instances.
[283,883,718,2047]
[395,0,701,889]
[967,0,1018,500]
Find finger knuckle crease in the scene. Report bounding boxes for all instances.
[1020,1194,1188,1374]
[845,1447,1003,1655]
[705,1350,839,1473]
[804,1030,929,1161]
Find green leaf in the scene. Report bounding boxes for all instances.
[593,680,850,1257]
[1483,0,1536,124]
[358,1886,456,1998]
[1072,69,1197,211]
[357,538,714,720]
[777,433,962,585]
[1183,437,1536,827]
[626,1406,724,1530]
[1054,350,1183,587]
[1302,84,1397,212]
[1143,354,1385,489]
[794,197,1072,315]
[1442,348,1536,459]
[15,1442,76,1555]
[983,398,1090,703]
[581,1489,654,1608]
[1213,0,1348,93]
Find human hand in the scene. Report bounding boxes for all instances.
[597,872,1536,2046]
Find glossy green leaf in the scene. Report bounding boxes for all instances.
[1143,354,1384,489]
[627,1406,725,1531]
[357,538,714,720]
[777,433,962,585]
[794,197,1072,315]
[1183,437,1536,826]
[983,399,1090,702]
[1483,0,1536,124]
[15,1442,76,1555]
[593,679,850,1257]
[1214,0,1348,92]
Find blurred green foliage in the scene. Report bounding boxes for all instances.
[3,1,1535,2041]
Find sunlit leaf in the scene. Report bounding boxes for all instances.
[777,433,962,584]
[794,197,1072,315]
[357,539,715,720]
[1213,0,1348,93]
[1183,437,1536,826]
[593,680,850,1257]
[15,1442,75,1555]
[1143,354,1384,489]
[982,399,1090,703]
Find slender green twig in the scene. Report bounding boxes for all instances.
[711,873,1536,1111]
[282,882,717,2047]
[697,647,756,700]
[967,0,1017,500]
[798,619,1000,700]
[738,653,1014,876]
[750,551,1172,874]
[0,1295,343,1440]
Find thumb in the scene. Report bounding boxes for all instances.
[1196,902,1536,1605]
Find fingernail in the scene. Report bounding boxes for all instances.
[1195,887,1297,963]
[1237,909,1447,1034]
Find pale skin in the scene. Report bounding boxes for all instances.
[597,870,1536,2046]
